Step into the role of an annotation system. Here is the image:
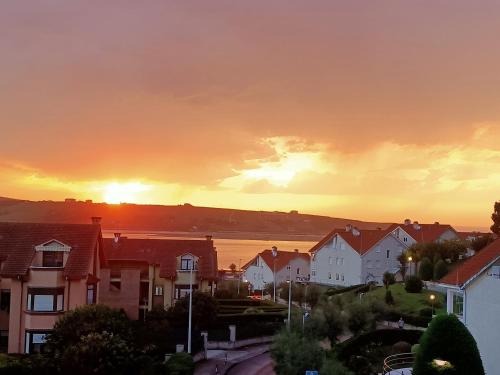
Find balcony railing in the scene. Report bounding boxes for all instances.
[383,352,415,374]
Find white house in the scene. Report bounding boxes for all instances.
[439,238,500,375]
[389,219,459,245]
[309,225,408,286]
[242,248,310,290]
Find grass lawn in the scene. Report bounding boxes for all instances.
[366,283,446,315]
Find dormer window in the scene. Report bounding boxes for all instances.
[180,254,197,271]
[33,240,71,269]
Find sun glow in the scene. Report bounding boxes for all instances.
[102,182,151,204]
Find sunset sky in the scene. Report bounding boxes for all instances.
[1,1,500,229]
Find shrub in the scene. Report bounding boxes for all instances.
[346,303,375,336]
[411,344,420,353]
[413,314,484,375]
[405,276,423,293]
[321,356,354,375]
[165,353,194,375]
[433,259,448,281]
[392,341,411,354]
[271,330,324,375]
[168,291,217,330]
[419,307,433,318]
[385,290,394,305]
[418,257,433,281]
[318,301,346,342]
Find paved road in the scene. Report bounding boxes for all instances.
[227,352,275,375]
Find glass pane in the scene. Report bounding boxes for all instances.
[33,295,54,311]
[57,294,64,310]
[32,333,47,344]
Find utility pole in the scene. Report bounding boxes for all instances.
[187,258,194,353]
[272,247,278,302]
[237,258,241,295]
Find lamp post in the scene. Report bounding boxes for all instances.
[237,258,241,296]
[287,265,292,330]
[187,257,194,353]
[272,247,278,302]
[408,256,413,277]
[430,294,436,316]
[260,265,264,300]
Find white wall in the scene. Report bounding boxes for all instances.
[361,235,407,284]
[243,256,273,290]
[310,235,362,286]
[463,261,500,375]
[275,256,310,285]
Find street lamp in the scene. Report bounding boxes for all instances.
[287,264,292,330]
[408,256,413,277]
[430,294,436,316]
[272,246,278,302]
[187,257,194,353]
[237,258,241,296]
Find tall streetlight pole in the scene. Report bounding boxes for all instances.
[408,256,413,277]
[430,294,436,316]
[272,247,278,302]
[187,258,194,353]
[287,265,292,330]
[237,258,241,296]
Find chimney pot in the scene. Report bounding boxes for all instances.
[114,233,121,243]
[434,221,440,225]
[404,219,411,226]
[91,216,102,224]
[345,224,353,232]
[294,249,299,253]
[205,235,213,241]
[352,227,360,236]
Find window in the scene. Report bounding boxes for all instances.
[341,258,344,265]
[452,293,464,316]
[340,243,345,251]
[27,288,64,312]
[0,330,7,351]
[139,281,149,306]
[311,270,316,276]
[328,272,332,280]
[386,250,390,259]
[366,260,372,269]
[25,331,51,353]
[341,274,345,281]
[110,281,121,291]
[0,290,10,312]
[375,246,381,253]
[86,284,96,305]
[180,255,197,271]
[296,268,300,275]
[42,251,63,267]
[329,257,333,265]
[155,286,164,296]
[174,285,198,300]
[335,273,339,280]
[403,237,408,242]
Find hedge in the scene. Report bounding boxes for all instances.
[337,329,423,361]
[325,284,365,296]
[383,311,431,328]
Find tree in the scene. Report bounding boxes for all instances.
[470,234,494,253]
[418,257,433,281]
[271,330,324,375]
[433,260,448,281]
[413,314,484,375]
[346,303,375,336]
[385,290,394,305]
[383,272,396,290]
[491,201,500,235]
[229,263,237,273]
[168,291,217,330]
[45,304,135,374]
[133,305,171,357]
[321,301,346,342]
[397,252,409,279]
[305,284,322,308]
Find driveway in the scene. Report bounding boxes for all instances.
[227,352,275,375]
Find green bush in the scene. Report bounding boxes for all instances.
[418,257,433,281]
[385,290,394,305]
[165,353,194,375]
[413,314,484,375]
[405,276,423,293]
[383,272,396,289]
[346,303,375,336]
[321,356,354,375]
[433,260,448,281]
[419,307,433,318]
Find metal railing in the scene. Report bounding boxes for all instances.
[383,352,415,374]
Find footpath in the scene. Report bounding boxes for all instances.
[194,344,270,375]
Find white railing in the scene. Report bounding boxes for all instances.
[383,352,415,374]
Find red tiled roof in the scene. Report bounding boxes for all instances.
[0,222,101,279]
[439,238,500,288]
[456,231,489,241]
[387,222,457,243]
[103,237,218,280]
[309,227,394,255]
[242,249,309,272]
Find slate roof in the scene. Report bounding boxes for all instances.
[0,222,101,279]
[439,238,500,288]
[102,237,218,280]
[242,249,310,272]
[309,227,394,255]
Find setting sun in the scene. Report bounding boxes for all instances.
[102,182,151,204]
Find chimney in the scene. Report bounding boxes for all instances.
[114,233,121,243]
[91,216,102,224]
[205,235,213,241]
[345,224,353,232]
[404,219,411,226]
[377,227,382,230]
[434,221,440,225]
[352,227,360,236]
[294,249,299,253]
[271,246,278,257]
[413,221,420,230]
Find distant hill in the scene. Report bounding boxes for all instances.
[0,197,389,239]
